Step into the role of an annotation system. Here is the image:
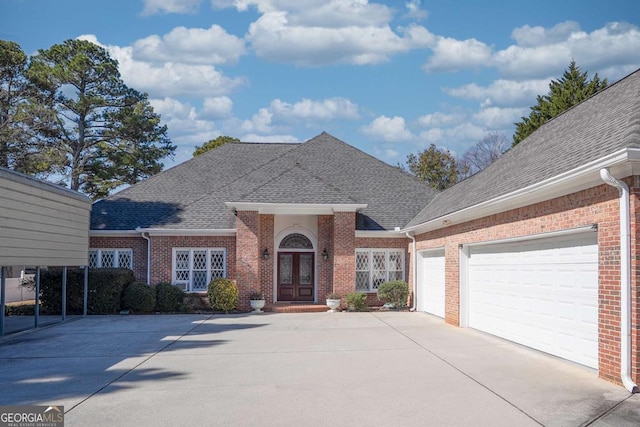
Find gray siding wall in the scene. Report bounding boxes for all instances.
[0,168,91,266]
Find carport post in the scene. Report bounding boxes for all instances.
[1,266,6,337]
[83,266,88,317]
[62,266,67,321]
[34,266,40,328]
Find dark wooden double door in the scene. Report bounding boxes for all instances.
[277,252,314,301]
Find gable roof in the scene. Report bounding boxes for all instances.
[406,68,640,230]
[91,132,437,231]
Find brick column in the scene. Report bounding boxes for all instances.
[318,215,334,300]
[332,211,355,297]
[236,211,260,310]
[259,214,274,303]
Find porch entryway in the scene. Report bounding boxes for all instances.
[277,252,314,301]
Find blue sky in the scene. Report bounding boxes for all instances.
[2,0,640,169]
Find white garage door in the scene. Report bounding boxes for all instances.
[468,232,598,368]
[417,249,445,317]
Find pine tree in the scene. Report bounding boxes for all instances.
[512,61,608,146]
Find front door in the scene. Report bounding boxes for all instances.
[277,252,314,301]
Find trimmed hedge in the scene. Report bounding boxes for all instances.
[377,280,409,308]
[39,268,134,314]
[207,278,238,312]
[345,292,368,311]
[123,282,156,313]
[155,282,184,312]
[5,303,35,316]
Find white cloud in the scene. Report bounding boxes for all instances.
[132,25,246,65]
[417,112,464,127]
[78,35,247,98]
[149,97,218,138]
[241,133,299,143]
[361,116,414,142]
[404,0,428,21]
[247,12,431,65]
[444,79,550,108]
[417,123,486,155]
[418,20,640,80]
[269,97,359,121]
[472,107,528,129]
[201,97,234,119]
[141,0,202,15]
[494,21,640,79]
[511,21,581,47]
[423,36,492,72]
[213,0,391,26]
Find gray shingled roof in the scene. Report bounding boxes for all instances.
[91,132,437,231]
[406,68,640,228]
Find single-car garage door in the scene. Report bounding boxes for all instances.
[417,249,445,317]
[468,232,598,368]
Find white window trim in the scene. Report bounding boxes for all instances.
[355,248,405,292]
[171,248,227,293]
[89,248,133,269]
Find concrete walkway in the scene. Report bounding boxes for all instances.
[0,312,638,426]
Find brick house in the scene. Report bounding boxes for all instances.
[91,68,640,391]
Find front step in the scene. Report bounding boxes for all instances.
[264,303,331,313]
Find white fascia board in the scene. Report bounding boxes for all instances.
[225,202,368,215]
[135,228,236,237]
[404,148,640,235]
[90,230,140,237]
[356,230,406,238]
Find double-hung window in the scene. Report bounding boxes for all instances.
[355,249,404,292]
[89,249,133,269]
[172,248,226,292]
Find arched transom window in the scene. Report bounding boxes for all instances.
[279,233,313,249]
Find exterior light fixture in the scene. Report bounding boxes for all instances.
[322,248,329,261]
[262,249,270,260]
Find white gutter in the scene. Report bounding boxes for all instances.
[136,228,236,236]
[140,231,151,285]
[404,147,640,235]
[599,168,638,393]
[405,231,417,311]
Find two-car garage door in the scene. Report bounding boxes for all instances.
[468,232,598,369]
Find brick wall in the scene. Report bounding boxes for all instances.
[89,236,148,282]
[332,212,356,297]
[148,235,236,285]
[318,215,334,300]
[259,214,274,303]
[355,236,411,305]
[236,211,259,309]
[413,183,634,386]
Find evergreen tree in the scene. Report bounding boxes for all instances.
[0,40,60,176]
[26,39,175,199]
[513,61,608,146]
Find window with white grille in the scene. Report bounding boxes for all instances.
[355,249,404,292]
[172,248,227,292]
[89,249,133,269]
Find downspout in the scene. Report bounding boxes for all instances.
[406,231,417,311]
[140,231,151,285]
[600,168,638,393]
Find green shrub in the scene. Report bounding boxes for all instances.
[5,303,35,316]
[123,282,157,313]
[377,280,409,308]
[345,292,368,311]
[155,282,184,312]
[207,278,238,312]
[39,268,134,314]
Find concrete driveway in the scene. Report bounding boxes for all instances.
[0,312,638,426]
